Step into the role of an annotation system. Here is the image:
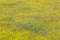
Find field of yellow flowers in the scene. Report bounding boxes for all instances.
[0,0,60,40]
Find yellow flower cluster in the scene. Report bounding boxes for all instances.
[0,0,60,40]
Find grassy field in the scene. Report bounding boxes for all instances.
[0,0,60,40]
